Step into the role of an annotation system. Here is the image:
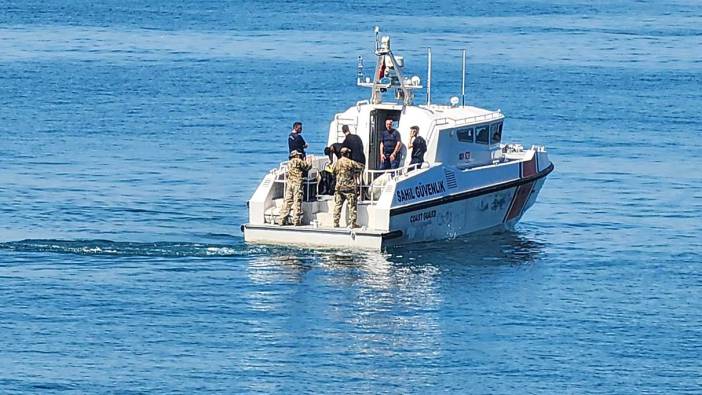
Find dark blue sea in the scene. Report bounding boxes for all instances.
[1,1,701,393]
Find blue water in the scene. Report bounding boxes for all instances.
[1,1,701,393]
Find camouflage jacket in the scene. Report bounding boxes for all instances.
[332,157,364,191]
[287,157,311,184]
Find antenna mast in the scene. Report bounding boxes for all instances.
[461,49,466,106]
[427,48,432,106]
[357,27,422,106]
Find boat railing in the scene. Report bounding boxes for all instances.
[272,158,427,205]
[359,162,425,204]
[271,158,322,202]
[426,112,504,142]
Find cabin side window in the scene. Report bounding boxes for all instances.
[490,122,503,144]
[475,125,490,144]
[457,128,474,142]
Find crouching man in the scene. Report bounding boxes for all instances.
[332,147,365,228]
[278,150,312,226]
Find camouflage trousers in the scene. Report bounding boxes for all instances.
[278,181,303,225]
[333,189,358,227]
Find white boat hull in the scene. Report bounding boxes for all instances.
[386,174,549,246]
[242,224,390,250]
[242,162,552,250]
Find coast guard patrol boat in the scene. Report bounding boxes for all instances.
[243,29,554,249]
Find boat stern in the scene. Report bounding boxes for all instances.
[242,223,401,250]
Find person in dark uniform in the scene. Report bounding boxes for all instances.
[408,125,427,171]
[340,125,366,166]
[379,118,401,169]
[288,121,308,158]
[324,142,344,163]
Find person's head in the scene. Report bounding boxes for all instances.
[342,125,350,135]
[289,150,302,159]
[292,122,302,133]
[340,147,351,158]
[324,145,337,156]
[385,119,394,131]
[410,125,419,137]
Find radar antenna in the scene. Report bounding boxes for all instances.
[356,27,422,106]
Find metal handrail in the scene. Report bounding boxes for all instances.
[359,162,426,204]
[426,112,504,142]
[273,159,428,205]
[437,112,503,125]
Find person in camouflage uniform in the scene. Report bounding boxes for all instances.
[278,150,312,226]
[332,147,365,228]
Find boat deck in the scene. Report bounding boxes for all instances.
[242,223,401,249]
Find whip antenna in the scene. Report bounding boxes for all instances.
[461,49,466,106]
[427,48,432,105]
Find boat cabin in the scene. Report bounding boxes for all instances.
[327,103,505,171]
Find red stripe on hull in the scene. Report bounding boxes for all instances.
[521,156,537,178]
[504,181,535,222]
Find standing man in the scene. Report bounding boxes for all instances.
[332,147,365,228]
[379,118,401,169]
[408,125,427,170]
[341,125,366,166]
[278,150,312,226]
[288,121,308,158]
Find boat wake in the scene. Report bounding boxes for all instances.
[0,238,264,258]
[0,231,545,266]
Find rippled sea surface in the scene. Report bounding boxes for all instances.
[1,1,701,393]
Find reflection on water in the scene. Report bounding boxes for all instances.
[386,230,545,267]
[246,230,544,284]
[245,246,444,384]
[242,230,545,382]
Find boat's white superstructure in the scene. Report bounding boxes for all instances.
[243,29,553,249]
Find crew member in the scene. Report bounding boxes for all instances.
[278,150,312,226]
[324,142,344,163]
[408,125,426,170]
[288,121,308,158]
[379,118,401,169]
[340,125,366,166]
[332,147,364,228]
